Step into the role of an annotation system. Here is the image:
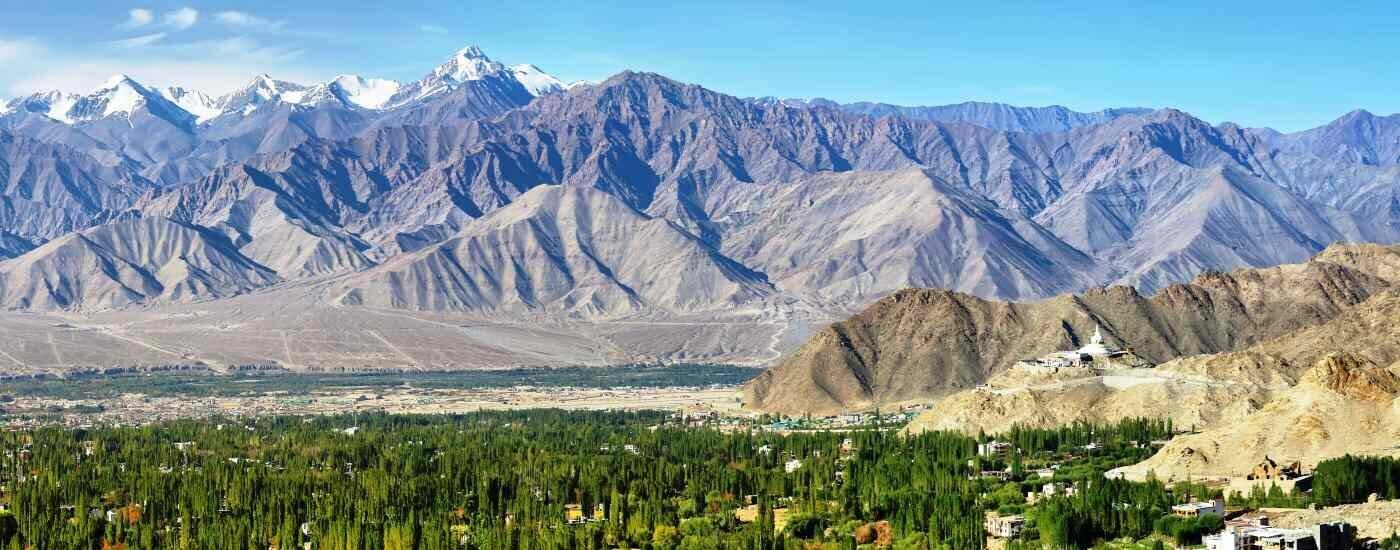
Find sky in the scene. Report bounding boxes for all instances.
[1,1,1397,132]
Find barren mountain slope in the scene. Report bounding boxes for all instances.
[329,185,773,317]
[1119,352,1400,479]
[0,131,154,246]
[717,169,1107,304]
[902,364,1281,437]
[0,217,279,310]
[744,244,1398,415]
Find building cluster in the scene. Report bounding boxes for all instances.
[755,406,924,432]
[1204,517,1357,550]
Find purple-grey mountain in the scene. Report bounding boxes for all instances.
[0,44,1398,331]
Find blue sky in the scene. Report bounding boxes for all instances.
[1,1,1397,131]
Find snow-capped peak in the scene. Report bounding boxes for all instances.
[509,64,564,96]
[6,90,79,123]
[246,74,293,101]
[162,86,221,123]
[88,74,151,119]
[396,45,565,101]
[432,44,506,83]
[101,74,139,90]
[6,45,566,124]
[327,74,403,109]
[216,74,309,115]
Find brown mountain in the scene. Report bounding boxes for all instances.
[743,244,1400,415]
[903,284,1400,437]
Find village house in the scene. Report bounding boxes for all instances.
[984,513,1025,539]
[564,503,605,525]
[1204,517,1356,550]
[1042,482,1077,497]
[977,470,1012,481]
[977,440,1011,458]
[1171,498,1225,518]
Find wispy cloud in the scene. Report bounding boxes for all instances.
[161,7,199,31]
[172,36,304,61]
[215,11,286,32]
[119,8,153,29]
[418,24,448,34]
[5,33,323,96]
[4,7,325,97]
[105,32,166,48]
[0,38,37,63]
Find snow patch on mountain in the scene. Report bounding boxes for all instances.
[509,64,564,96]
[93,75,146,118]
[162,87,220,122]
[327,75,403,109]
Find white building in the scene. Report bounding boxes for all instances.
[984,514,1025,539]
[1014,324,1132,372]
[1205,519,1355,550]
[977,441,1011,458]
[1075,325,1116,357]
[1205,526,1315,550]
[1172,498,1225,518]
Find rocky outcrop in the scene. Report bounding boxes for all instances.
[1121,351,1400,479]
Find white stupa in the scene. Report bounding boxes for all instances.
[1075,325,1115,357]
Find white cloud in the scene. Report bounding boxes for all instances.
[171,36,304,61]
[215,11,286,32]
[0,38,37,63]
[161,7,199,31]
[5,35,323,97]
[419,24,448,34]
[105,32,167,48]
[120,8,154,29]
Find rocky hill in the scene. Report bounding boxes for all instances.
[745,244,1400,415]
[1118,351,1400,479]
[903,284,1400,437]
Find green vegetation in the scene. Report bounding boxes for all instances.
[2,409,1392,548]
[0,412,1191,549]
[1223,454,1400,510]
[1311,455,1400,505]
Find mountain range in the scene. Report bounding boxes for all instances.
[2,44,1400,373]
